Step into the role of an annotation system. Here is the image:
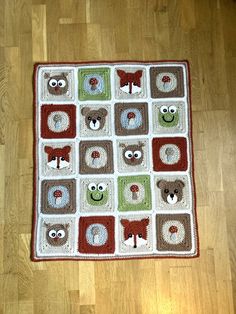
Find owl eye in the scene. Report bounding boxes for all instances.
[160,105,168,114]
[49,79,58,87]
[48,230,57,238]
[88,183,97,191]
[57,79,66,87]
[57,229,65,238]
[98,183,106,192]
[169,105,177,114]
[124,150,133,159]
[133,150,142,159]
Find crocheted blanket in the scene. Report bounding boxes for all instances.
[32,61,199,261]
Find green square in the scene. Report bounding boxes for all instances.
[118,175,151,211]
[78,68,111,100]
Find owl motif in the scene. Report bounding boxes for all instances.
[44,73,69,95]
[44,223,69,246]
[120,141,144,166]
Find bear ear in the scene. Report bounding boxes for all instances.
[81,107,90,116]
[141,218,149,226]
[175,180,185,188]
[121,219,129,228]
[117,70,126,78]
[98,108,108,117]
[63,146,71,154]
[157,180,166,189]
[44,72,50,79]
[44,146,53,154]
[134,70,143,78]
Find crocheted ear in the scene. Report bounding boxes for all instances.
[117,70,126,78]
[44,146,53,154]
[81,107,91,116]
[141,218,149,227]
[175,180,185,188]
[44,72,51,79]
[120,219,129,228]
[98,108,108,117]
[134,70,142,78]
[156,180,167,189]
[62,146,71,154]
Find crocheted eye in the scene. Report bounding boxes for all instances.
[128,233,132,238]
[97,116,101,120]
[164,189,169,193]
[48,230,57,238]
[174,189,178,194]
[98,183,106,192]
[125,150,133,159]
[52,156,56,160]
[61,157,65,161]
[133,150,142,159]
[57,229,65,238]
[138,234,142,238]
[88,183,97,191]
[87,116,92,120]
[57,79,66,87]
[49,79,57,87]
[160,106,168,114]
[169,105,177,114]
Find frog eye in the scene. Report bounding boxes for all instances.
[133,150,142,159]
[124,150,133,159]
[48,230,57,238]
[58,79,66,87]
[57,230,65,238]
[88,183,97,191]
[49,79,57,87]
[98,183,107,192]
[169,105,177,114]
[160,106,168,114]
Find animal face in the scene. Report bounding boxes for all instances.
[44,73,69,95]
[117,70,143,94]
[81,107,108,131]
[86,182,108,206]
[157,179,185,204]
[158,105,179,127]
[120,141,144,166]
[44,146,71,170]
[121,218,149,248]
[45,223,69,246]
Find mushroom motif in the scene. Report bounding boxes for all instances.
[91,150,100,166]
[127,111,136,127]
[91,226,100,244]
[130,184,139,200]
[169,225,178,241]
[162,75,171,90]
[53,190,63,205]
[53,114,62,130]
[89,77,98,91]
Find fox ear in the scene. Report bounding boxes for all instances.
[121,219,129,228]
[44,146,53,154]
[117,70,126,78]
[134,70,143,78]
[63,146,71,154]
[141,218,149,227]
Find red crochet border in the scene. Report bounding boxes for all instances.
[31,60,200,262]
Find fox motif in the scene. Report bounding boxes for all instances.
[117,70,143,94]
[44,146,71,170]
[121,218,149,248]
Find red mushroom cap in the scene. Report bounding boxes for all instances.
[127,112,136,119]
[53,190,62,198]
[89,77,98,86]
[91,150,100,159]
[162,75,171,83]
[130,184,139,192]
[169,225,178,233]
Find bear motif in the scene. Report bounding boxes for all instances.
[81,107,108,131]
[157,179,185,204]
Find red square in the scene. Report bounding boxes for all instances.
[78,216,115,254]
[41,105,76,138]
[152,137,188,171]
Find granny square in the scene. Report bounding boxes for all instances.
[32,61,199,260]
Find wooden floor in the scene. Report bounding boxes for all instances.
[0,0,236,313]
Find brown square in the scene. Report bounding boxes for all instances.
[115,103,149,135]
[41,179,76,214]
[150,67,184,98]
[79,140,114,174]
[156,214,192,251]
